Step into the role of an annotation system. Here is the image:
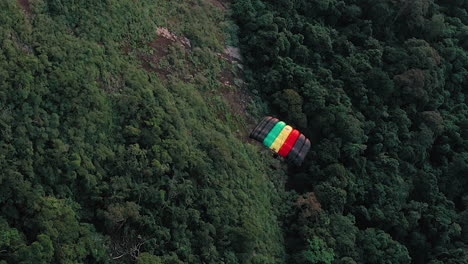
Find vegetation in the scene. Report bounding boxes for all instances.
[1,0,467,263]
[233,0,467,263]
[0,0,286,263]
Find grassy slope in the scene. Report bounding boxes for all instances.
[0,0,287,263]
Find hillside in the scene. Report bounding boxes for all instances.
[0,1,287,263]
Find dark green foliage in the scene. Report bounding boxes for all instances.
[301,237,334,264]
[233,0,468,263]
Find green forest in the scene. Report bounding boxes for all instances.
[233,0,468,263]
[0,0,466,264]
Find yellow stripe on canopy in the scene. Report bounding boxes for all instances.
[270,125,293,152]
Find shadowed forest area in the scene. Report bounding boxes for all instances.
[0,0,467,264]
[233,0,467,263]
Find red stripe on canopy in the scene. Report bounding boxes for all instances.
[278,129,300,157]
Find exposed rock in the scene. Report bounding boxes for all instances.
[224,46,242,61]
[156,27,191,48]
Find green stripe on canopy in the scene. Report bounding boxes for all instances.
[263,121,286,147]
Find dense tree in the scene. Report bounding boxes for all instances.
[233,0,468,263]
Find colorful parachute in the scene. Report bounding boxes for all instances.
[250,116,311,166]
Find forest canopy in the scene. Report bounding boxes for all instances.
[0,0,467,264]
[233,0,467,263]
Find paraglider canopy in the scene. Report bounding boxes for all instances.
[250,116,311,166]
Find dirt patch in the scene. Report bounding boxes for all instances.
[17,0,32,16]
[136,27,191,79]
[138,37,174,78]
